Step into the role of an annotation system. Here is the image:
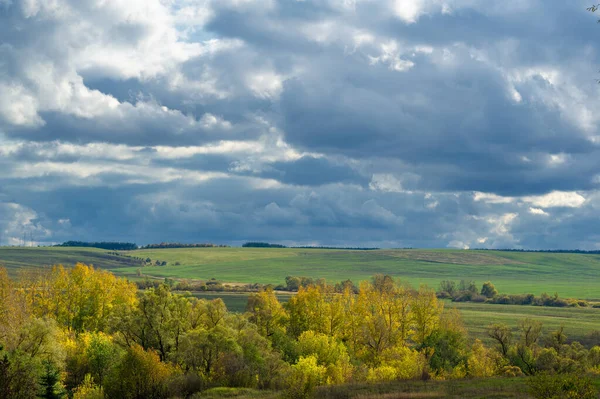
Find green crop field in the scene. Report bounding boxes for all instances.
[118,247,600,299]
[2,246,600,299]
[0,246,143,274]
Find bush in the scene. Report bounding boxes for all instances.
[285,356,327,399]
[470,294,487,303]
[481,281,498,298]
[527,373,597,399]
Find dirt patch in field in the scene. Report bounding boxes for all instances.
[379,250,524,266]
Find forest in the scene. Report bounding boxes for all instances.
[0,264,599,399]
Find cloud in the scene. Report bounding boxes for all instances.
[523,191,586,208]
[2,0,600,248]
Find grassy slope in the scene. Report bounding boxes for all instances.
[113,248,600,299]
[449,301,600,345]
[200,376,600,399]
[0,246,141,275]
[2,246,600,298]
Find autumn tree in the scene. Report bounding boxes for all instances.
[411,285,443,346]
[111,284,194,361]
[246,288,287,338]
[22,264,137,333]
[104,345,174,399]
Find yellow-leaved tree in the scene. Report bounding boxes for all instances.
[22,263,137,333]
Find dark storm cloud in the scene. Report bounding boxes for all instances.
[2,0,600,248]
[259,156,368,187]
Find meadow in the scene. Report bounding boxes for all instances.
[2,246,600,298]
[120,248,600,299]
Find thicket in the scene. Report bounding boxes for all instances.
[437,280,589,308]
[0,268,598,398]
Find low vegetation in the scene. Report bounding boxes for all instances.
[437,280,591,308]
[1,265,599,398]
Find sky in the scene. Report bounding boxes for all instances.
[1,0,600,249]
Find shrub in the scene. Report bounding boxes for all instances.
[285,356,327,399]
[527,373,597,399]
[470,294,487,303]
[501,365,523,377]
[481,281,498,298]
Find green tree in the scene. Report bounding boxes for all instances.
[178,325,241,379]
[104,345,173,399]
[246,288,287,338]
[481,281,498,298]
[285,355,326,399]
[111,284,193,361]
[39,360,66,399]
[296,331,352,384]
[0,347,40,399]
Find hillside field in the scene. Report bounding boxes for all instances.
[124,247,600,299]
[1,246,600,299]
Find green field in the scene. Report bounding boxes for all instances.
[0,246,142,273]
[122,248,600,299]
[2,246,600,299]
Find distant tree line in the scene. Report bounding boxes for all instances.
[242,242,287,248]
[141,242,229,249]
[56,241,138,250]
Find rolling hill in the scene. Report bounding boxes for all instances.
[1,246,599,299]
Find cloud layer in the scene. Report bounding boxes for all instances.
[1,0,600,249]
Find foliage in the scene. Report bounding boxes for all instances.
[528,372,598,399]
[72,374,104,399]
[22,263,137,332]
[39,359,66,399]
[285,355,327,399]
[104,344,175,399]
[2,263,600,398]
[481,281,498,298]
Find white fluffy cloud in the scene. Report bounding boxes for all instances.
[2,0,600,248]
